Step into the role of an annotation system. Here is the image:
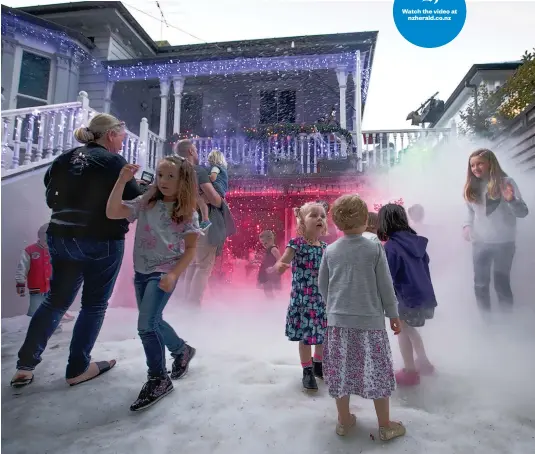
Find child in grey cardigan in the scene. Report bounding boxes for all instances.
[463,149,528,311]
[319,194,405,442]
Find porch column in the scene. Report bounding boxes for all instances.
[352,52,362,171]
[335,67,348,129]
[172,76,185,134]
[159,78,170,139]
[103,80,115,114]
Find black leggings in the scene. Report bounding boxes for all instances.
[472,242,516,310]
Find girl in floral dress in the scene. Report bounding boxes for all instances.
[275,202,328,392]
[319,195,405,442]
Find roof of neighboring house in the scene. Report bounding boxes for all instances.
[432,61,522,126]
[16,1,378,64]
[1,4,95,49]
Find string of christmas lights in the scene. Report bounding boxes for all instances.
[106,52,372,105]
[1,12,98,69]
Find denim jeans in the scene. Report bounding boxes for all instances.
[473,242,516,310]
[17,235,124,379]
[134,272,185,378]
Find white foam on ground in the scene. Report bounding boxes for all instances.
[2,274,535,454]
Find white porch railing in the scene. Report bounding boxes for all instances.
[191,127,452,175]
[361,128,451,169]
[1,91,164,179]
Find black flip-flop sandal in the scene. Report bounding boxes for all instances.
[11,375,34,389]
[69,361,116,387]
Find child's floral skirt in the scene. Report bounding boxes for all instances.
[324,327,396,400]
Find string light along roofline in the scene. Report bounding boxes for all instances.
[106,51,366,80]
[106,50,372,106]
[1,11,98,67]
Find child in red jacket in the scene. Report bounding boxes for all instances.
[16,224,74,332]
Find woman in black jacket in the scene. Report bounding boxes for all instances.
[11,113,142,388]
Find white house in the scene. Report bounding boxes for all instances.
[431,61,522,129]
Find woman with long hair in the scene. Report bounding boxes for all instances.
[463,148,528,311]
[11,114,142,388]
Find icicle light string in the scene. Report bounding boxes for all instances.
[1,12,100,71]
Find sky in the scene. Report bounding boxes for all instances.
[5,0,535,130]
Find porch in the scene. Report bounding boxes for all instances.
[1,91,453,179]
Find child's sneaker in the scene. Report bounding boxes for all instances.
[170,345,196,380]
[62,313,75,323]
[336,414,356,436]
[130,375,174,411]
[379,421,406,441]
[312,359,323,380]
[199,221,211,232]
[302,366,318,392]
[395,369,420,386]
[415,358,435,376]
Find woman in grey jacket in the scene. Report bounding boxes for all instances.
[463,149,528,311]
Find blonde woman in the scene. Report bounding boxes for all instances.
[11,113,142,389]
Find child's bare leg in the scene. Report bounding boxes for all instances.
[405,325,431,365]
[335,395,352,425]
[374,397,406,441]
[373,397,390,427]
[298,342,312,365]
[197,196,209,223]
[313,344,323,361]
[398,322,416,371]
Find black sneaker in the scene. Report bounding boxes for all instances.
[130,375,174,412]
[302,366,318,392]
[313,360,323,380]
[170,345,196,380]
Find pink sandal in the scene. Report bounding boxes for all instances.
[395,369,420,386]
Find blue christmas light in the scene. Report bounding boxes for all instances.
[106,51,373,105]
[1,11,98,69]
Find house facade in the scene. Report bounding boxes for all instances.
[431,61,522,130]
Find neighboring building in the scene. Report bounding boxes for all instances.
[431,61,522,129]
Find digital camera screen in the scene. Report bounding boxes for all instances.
[141,171,154,183]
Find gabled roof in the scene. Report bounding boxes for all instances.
[17,1,377,65]
[1,4,95,49]
[432,61,522,126]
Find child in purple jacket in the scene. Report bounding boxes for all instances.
[378,203,437,386]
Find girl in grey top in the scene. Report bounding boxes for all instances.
[463,148,528,311]
[107,156,201,412]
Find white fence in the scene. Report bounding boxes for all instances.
[1,91,164,179]
[191,128,451,175]
[2,91,452,178]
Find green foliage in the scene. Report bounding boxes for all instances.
[458,84,504,138]
[497,49,535,119]
[459,49,535,137]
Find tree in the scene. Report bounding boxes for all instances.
[458,84,503,138]
[497,49,535,119]
[458,49,535,137]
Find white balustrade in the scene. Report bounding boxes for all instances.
[1,92,163,178]
[1,88,451,179]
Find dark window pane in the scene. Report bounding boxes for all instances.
[16,95,47,109]
[18,52,51,100]
[278,90,296,123]
[260,91,277,124]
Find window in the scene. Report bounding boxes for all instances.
[16,51,52,108]
[260,90,296,124]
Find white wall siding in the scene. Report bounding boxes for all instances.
[108,34,138,60]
